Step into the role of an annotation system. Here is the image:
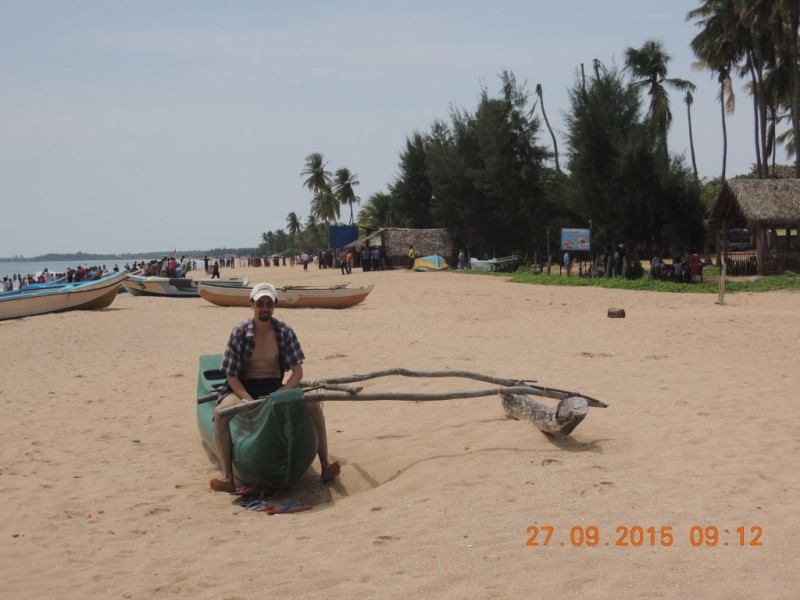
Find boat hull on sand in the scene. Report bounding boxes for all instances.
[196,354,318,489]
[123,275,247,298]
[198,282,375,309]
[0,271,128,321]
[469,255,520,272]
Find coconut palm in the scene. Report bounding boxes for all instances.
[286,212,302,241]
[687,0,740,181]
[624,40,696,156]
[304,214,326,249]
[777,0,800,177]
[333,167,361,225]
[310,187,340,225]
[301,152,332,195]
[359,191,400,229]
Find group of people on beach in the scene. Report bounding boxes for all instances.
[649,250,704,283]
[2,271,56,291]
[1,265,113,291]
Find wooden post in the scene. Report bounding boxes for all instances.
[546,227,552,275]
[719,219,727,305]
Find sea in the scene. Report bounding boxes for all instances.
[0,259,151,282]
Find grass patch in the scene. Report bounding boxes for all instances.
[458,267,800,293]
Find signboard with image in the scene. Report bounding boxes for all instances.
[560,228,591,252]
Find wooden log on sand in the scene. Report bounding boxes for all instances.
[500,392,601,437]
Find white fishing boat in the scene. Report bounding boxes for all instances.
[122,275,248,298]
[469,255,520,272]
[0,271,128,321]
[198,282,375,309]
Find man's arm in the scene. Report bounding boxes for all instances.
[281,364,304,391]
[226,375,253,401]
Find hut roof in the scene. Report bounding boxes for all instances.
[345,227,452,257]
[709,179,800,228]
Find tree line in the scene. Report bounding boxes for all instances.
[259,2,800,260]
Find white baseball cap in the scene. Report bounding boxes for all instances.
[250,282,278,303]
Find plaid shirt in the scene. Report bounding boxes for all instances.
[216,316,305,402]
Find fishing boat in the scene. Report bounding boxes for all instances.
[196,354,318,489]
[469,255,521,272]
[413,255,449,271]
[122,274,248,298]
[0,270,128,321]
[198,282,375,309]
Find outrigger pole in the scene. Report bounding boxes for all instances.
[218,369,608,438]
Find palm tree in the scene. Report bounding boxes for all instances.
[531,83,560,172]
[359,191,400,228]
[260,231,275,255]
[778,0,800,177]
[310,188,340,225]
[286,212,302,242]
[685,90,699,179]
[687,0,740,181]
[304,214,325,249]
[301,153,332,195]
[333,167,361,225]
[624,40,696,157]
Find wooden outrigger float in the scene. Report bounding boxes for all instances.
[218,368,607,435]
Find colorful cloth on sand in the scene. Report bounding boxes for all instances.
[230,485,312,515]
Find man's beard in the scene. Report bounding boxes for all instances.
[258,312,272,322]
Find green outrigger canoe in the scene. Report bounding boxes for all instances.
[196,354,318,489]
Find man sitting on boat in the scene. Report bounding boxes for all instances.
[209,282,341,492]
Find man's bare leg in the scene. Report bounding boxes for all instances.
[307,401,340,482]
[209,394,241,492]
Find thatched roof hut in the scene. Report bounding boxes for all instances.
[708,179,800,275]
[709,179,800,228]
[345,228,453,269]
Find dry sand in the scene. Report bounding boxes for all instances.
[1,264,798,599]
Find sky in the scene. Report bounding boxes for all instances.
[0,1,774,257]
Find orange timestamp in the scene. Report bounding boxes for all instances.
[526,525,763,548]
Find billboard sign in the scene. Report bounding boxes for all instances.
[560,228,591,252]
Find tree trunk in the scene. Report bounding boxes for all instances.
[746,65,762,178]
[687,94,698,179]
[537,85,560,173]
[792,7,800,179]
[720,75,728,182]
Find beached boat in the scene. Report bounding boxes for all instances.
[198,282,375,309]
[196,354,318,489]
[469,255,521,272]
[413,255,449,271]
[122,274,248,298]
[0,270,128,321]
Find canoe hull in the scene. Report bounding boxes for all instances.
[0,271,128,321]
[198,283,375,309]
[196,354,318,489]
[123,275,247,298]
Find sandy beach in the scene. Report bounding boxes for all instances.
[1,264,798,599]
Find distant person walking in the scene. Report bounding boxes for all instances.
[408,245,416,269]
